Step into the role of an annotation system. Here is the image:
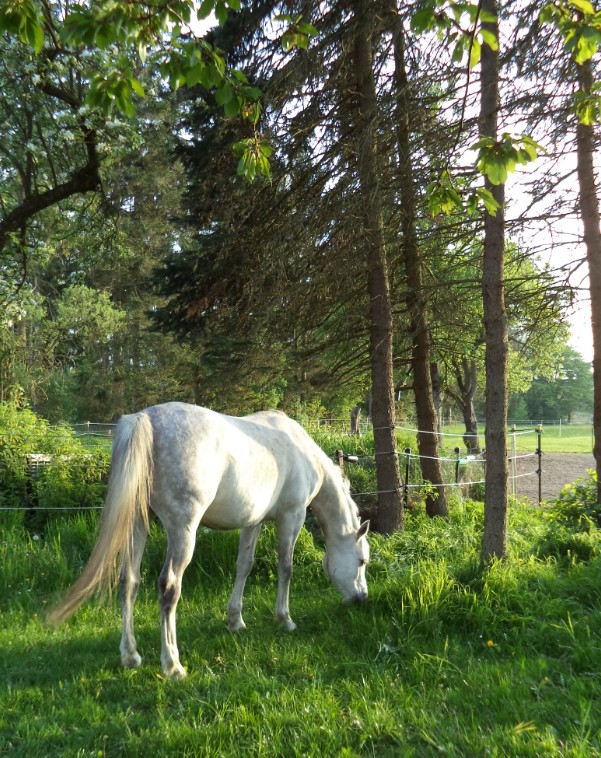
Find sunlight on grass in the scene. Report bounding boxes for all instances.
[1,496,601,756]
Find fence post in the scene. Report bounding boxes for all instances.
[335,449,344,476]
[404,448,411,508]
[510,424,517,497]
[454,447,460,484]
[536,424,543,505]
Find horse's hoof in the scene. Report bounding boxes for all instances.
[164,663,187,680]
[122,652,142,669]
[227,618,246,632]
[278,618,297,632]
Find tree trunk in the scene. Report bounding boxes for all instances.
[389,3,449,517]
[576,59,601,505]
[480,0,509,561]
[431,362,443,435]
[352,0,403,533]
[452,358,481,453]
[350,405,362,435]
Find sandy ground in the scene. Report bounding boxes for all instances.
[512,452,595,502]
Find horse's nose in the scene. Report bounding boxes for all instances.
[353,591,368,605]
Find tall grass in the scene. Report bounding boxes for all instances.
[1,493,600,756]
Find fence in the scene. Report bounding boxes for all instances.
[0,419,582,514]
[71,422,116,439]
[335,424,545,506]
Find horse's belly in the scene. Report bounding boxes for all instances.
[199,496,273,530]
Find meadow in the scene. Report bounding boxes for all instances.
[1,484,601,757]
[0,416,599,756]
[429,422,593,455]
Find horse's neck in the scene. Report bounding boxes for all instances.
[310,473,356,541]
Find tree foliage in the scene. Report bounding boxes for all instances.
[1,0,598,537]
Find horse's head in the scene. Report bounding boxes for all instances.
[323,520,370,604]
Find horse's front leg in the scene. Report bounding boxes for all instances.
[120,516,148,670]
[275,510,305,632]
[227,523,262,631]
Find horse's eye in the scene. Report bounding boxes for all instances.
[359,558,368,567]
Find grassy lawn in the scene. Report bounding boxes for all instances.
[436,423,594,455]
[1,499,601,757]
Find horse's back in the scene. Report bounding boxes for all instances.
[140,403,324,529]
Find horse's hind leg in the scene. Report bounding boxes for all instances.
[120,516,148,669]
[158,524,198,680]
[227,523,262,631]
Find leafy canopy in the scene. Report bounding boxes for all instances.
[0,0,317,182]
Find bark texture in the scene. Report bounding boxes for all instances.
[480,0,509,561]
[389,2,449,517]
[352,0,403,533]
[576,59,601,504]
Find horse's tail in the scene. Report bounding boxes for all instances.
[47,411,153,626]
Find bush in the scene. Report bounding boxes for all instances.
[549,469,600,530]
[0,402,110,524]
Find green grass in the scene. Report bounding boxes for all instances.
[438,423,594,455]
[1,501,601,756]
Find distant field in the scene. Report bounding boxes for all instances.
[76,422,595,456]
[438,423,593,455]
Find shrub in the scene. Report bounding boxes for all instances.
[549,469,600,530]
[0,402,110,524]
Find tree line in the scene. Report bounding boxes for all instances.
[0,0,599,556]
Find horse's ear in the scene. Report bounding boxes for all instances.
[356,520,370,540]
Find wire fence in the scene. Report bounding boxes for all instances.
[71,422,116,439]
[333,426,542,506]
[0,419,580,514]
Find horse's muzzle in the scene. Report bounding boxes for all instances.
[346,591,368,605]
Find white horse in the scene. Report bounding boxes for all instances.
[48,402,370,679]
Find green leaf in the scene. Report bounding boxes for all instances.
[215,81,234,105]
[425,175,462,216]
[22,14,44,53]
[574,28,601,63]
[198,0,216,20]
[411,3,438,33]
[298,23,318,36]
[469,38,481,68]
[215,0,228,26]
[281,31,296,51]
[539,4,557,24]
[232,138,251,156]
[479,9,498,23]
[574,91,601,124]
[466,193,479,216]
[137,40,148,63]
[231,69,249,83]
[476,187,500,216]
[480,28,498,51]
[237,152,256,182]
[452,38,465,63]
[570,0,596,14]
[478,154,508,185]
[223,97,240,118]
[245,86,261,100]
[185,63,207,87]
[129,78,145,98]
[0,0,44,51]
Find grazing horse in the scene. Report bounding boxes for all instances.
[48,402,370,679]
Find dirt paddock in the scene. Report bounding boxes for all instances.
[513,453,595,502]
